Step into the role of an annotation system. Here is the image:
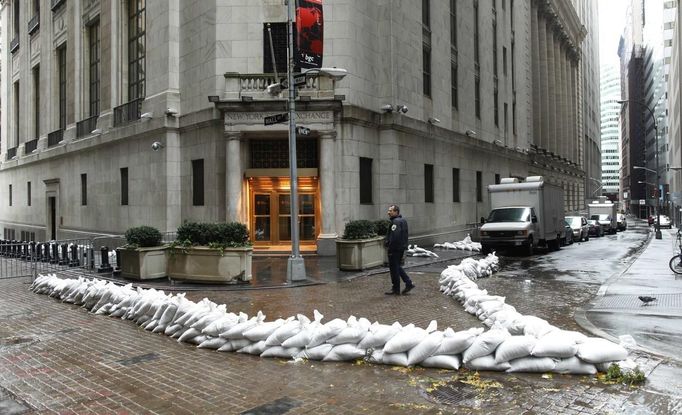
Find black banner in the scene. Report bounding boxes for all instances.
[296,0,323,69]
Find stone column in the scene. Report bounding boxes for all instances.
[570,61,578,163]
[538,14,549,151]
[546,26,556,155]
[165,131,182,232]
[558,45,567,159]
[225,131,243,223]
[317,131,337,256]
[531,6,541,144]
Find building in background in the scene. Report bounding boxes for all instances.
[0,1,593,254]
[573,0,602,207]
[600,63,622,202]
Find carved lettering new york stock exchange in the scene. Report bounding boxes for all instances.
[225,111,332,125]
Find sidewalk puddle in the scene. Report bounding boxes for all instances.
[116,352,161,366]
[241,397,301,414]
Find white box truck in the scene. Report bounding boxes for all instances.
[480,176,565,255]
[588,196,618,234]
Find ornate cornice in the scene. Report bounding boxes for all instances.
[535,0,586,62]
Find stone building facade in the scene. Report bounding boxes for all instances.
[0,0,594,253]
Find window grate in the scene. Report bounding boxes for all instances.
[250,139,318,169]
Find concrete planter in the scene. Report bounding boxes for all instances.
[336,236,386,271]
[118,247,168,280]
[167,246,253,284]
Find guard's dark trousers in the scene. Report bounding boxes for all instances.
[388,251,413,293]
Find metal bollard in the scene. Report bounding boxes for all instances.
[10,240,17,258]
[113,248,122,276]
[59,244,69,265]
[69,244,80,267]
[29,241,36,260]
[20,241,28,260]
[50,243,59,264]
[97,246,113,273]
[87,247,95,269]
[42,243,50,262]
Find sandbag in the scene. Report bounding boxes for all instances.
[553,357,597,375]
[357,322,402,350]
[420,354,460,370]
[243,319,286,342]
[436,327,483,355]
[494,335,537,363]
[531,333,578,358]
[308,318,347,347]
[407,332,444,366]
[323,344,366,361]
[381,352,409,367]
[197,337,229,350]
[264,318,303,346]
[383,324,427,354]
[506,356,556,373]
[260,346,302,359]
[237,340,267,355]
[462,328,510,363]
[576,338,628,363]
[295,344,334,361]
[465,355,511,371]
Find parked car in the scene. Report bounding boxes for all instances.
[616,213,627,231]
[587,219,603,237]
[590,214,615,235]
[566,216,589,242]
[561,220,574,246]
[655,215,672,229]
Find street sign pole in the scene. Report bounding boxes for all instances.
[287,0,306,282]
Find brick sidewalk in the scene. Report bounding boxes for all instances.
[2,267,680,414]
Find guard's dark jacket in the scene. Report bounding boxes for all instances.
[385,215,409,253]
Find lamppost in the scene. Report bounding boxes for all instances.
[619,99,662,239]
[274,1,348,282]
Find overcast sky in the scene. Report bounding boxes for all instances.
[599,0,628,66]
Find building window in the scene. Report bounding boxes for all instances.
[474,0,480,65]
[451,60,458,109]
[492,21,498,76]
[27,182,31,206]
[9,185,12,206]
[423,45,431,97]
[14,81,20,147]
[452,168,460,202]
[33,65,40,139]
[89,21,101,116]
[359,157,373,204]
[81,174,87,206]
[476,171,483,202]
[58,44,67,130]
[13,0,19,37]
[263,23,288,74]
[511,41,516,90]
[422,0,432,97]
[495,174,501,184]
[128,0,146,100]
[450,0,457,47]
[504,102,508,140]
[192,159,205,206]
[512,99,517,135]
[494,90,499,127]
[120,168,129,206]
[425,164,434,203]
[475,76,481,119]
[503,46,507,76]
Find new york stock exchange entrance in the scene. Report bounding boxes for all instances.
[246,138,320,253]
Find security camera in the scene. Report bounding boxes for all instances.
[318,67,348,81]
[428,117,441,124]
[396,105,408,114]
[266,83,283,95]
[151,141,164,151]
[165,108,178,117]
[381,104,394,113]
[140,112,153,120]
[465,129,477,137]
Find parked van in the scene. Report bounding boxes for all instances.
[588,197,617,234]
[480,176,565,255]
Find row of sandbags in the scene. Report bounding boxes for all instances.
[434,234,482,252]
[438,262,629,374]
[406,245,439,258]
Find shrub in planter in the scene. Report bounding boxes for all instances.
[119,226,166,280]
[124,226,163,248]
[337,219,385,271]
[169,221,252,284]
[342,219,377,240]
[373,219,392,237]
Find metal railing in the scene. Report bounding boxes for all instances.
[47,129,64,147]
[51,0,66,12]
[28,14,40,35]
[6,147,17,160]
[9,36,19,53]
[113,98,143,127]
[76,115,99,138]
[25,138,39,154]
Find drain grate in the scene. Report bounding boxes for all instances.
[116,352,161,366]
[425,383,479,406]
[241,397,301,414]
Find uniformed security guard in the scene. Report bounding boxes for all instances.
[384,204,415,295]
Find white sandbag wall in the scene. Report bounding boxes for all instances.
[439,257,628,374]
[434,234,482,252]
[29,252,628,375]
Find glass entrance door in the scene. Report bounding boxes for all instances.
[248,177,319,248]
